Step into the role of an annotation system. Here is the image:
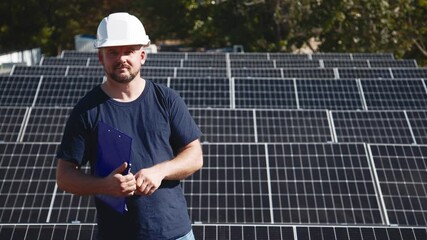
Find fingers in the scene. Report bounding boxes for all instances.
[107,168,137,197]
[136,178,157,196]
[112,162,128,175]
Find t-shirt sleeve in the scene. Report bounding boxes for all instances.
[56,109,89,167]
[167,90,202,153]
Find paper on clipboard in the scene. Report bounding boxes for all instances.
[95,121,132,214]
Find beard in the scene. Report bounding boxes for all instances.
[106,62,140,84]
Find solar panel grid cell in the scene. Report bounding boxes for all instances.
[323,60,369,68]
[361,79,427,110]
[255,110,332,143]
[11,66,67,76]
[230,60,275,68]
[232,68,282,78]
[36,76,103,107]
[268,143,382,225]
[182,60,227,68]
[392,69,427,78]
[282,68,335,78]
[144,59,182,67]
[338,68,392,79]
[0,76,40,106]
[170,78,231,108]
[174,68,227,78]
[23,107,72,142]
[333,111,415,144]
[0,107,27,142]
[369,60,418,68]
[66,66,104,76]
[40,57,89,66]
[234,78,296,109]
[351,53,395,60]
[370,144,427,226]
[297,79,364,110]
[269,53,310,60]
[189,109,256,143]
[185,144,271,223]
[406,111,427,144]
[275,60,321,68]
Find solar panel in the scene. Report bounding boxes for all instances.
[351,53,395,60]
[231,68,282,78]
[392,68,427,78]
[0,224,97,240]
[176,68,227,78]
[0,143,58,223]
[22,107,71,142]
[192,224,295,240]
[189,109,256,143]
[311,53,352,60]
[338,68,392,78]
[36,76,103,107]
[11,66,67,76]
[406,111,427,145]
[2,49,426,239]
[255,110,333,143]
[170,78,231,108]
[144,59,182,67]
[275,60,321,68]
[370,144,427,226]
[268,143,383,224]
[88,58,101,66]
[61,50,97,58]
[146,77,168,86]
[142,67,175,77]
[332,111,415,144]
[40,57,89,66]
[296,79,364,110]
[296,226,427,240]
[229,53,269,60]
[323,60,369,68]
[361,79,427,110]
[0,107,27,142]
[186,53,226,60]
[182,60,227,68]
[282,68,335,78]
[234,78,297,109]
[1,224,426,240]
[49,188,96,223]
[66,66,104,76]
[369,59,418,68]
[230,60,275,68]
[185,144,271,223]
[0,76,40,106]
[269,53,310,60]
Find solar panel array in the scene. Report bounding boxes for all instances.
[1,51,427,239]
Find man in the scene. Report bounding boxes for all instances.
[56,12,203,240]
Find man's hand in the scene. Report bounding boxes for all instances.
[105,162,136,197]
[134,166,164,196]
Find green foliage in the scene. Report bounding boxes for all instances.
[0,0,425,65]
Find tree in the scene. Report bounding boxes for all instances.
[0,0,426,65]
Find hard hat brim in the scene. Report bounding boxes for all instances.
[94,38,150,48]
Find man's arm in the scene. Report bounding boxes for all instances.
[56,159,136,197]
[135,139,203,195]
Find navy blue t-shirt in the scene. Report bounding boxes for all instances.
[56,80,202,240]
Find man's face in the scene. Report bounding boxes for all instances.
[98,45,145,84]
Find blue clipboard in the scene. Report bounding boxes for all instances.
[95,121,132,214]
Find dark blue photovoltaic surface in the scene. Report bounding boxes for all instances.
[1,50,427,239]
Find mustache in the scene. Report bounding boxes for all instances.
[114,62,131,69]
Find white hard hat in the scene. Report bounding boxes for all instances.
[94,12,150,48]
